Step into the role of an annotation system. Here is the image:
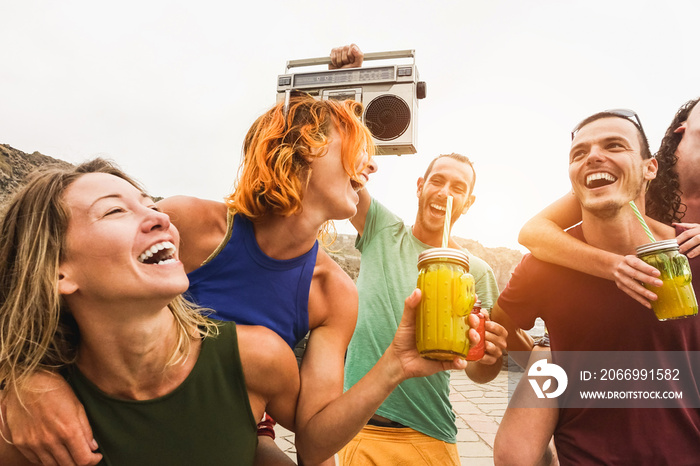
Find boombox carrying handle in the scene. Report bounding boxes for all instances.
[285,49,415,72]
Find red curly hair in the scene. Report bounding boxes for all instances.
[227,94,375,221]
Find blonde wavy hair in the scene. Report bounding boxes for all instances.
[0,159,217,395]
[226,94,375,240]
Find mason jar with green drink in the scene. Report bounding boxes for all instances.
[636,239,698,321]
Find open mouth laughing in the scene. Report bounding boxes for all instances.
[138,241,177,265]
[430,203,447,215]
[585,172,617,189]
[350,174,369,192]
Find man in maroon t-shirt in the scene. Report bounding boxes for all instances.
[493,110,700,465]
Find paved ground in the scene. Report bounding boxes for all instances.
[274,369,510,465]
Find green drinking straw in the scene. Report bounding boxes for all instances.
[629,201,656,243]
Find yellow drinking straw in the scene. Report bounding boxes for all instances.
[442,196,453,248]
[629,201,656,243]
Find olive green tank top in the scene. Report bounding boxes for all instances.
[65,321,258,465]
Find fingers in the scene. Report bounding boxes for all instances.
[679,236,700,258]
[13,426,97,466]
[673,222,699,229]
[404,288,421,312]
[466,313,480,346]
[13,444,44,464]
[446,357,468,371]
[615,256,661,286]
[2,401,42,463]
[616,283,656,309]
[78,404,98,453]
[613,255,660,308]
[467,328,480,347]
[340,48,350,65]
[614,281,654,309]
[675,224,700,258]
[329,44,363,69]
[485,319,508,341]
[396,288,420,331]
[479,320,507,365]
[3,372,100,466]
[12,435,57,465]
[348,43,363,66]
[329,47,342,69]
[614,283,654,309]
[64,407,102,465]
[37,444,73,466]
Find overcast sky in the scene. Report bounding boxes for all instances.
[2,0,699,251]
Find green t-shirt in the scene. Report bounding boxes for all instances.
[344,199,500,443]
[65,321,258,465]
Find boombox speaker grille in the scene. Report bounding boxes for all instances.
[364,95,411,141]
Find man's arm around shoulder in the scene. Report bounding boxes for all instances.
[1,372,101,466]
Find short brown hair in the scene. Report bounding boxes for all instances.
[423,153,476,197]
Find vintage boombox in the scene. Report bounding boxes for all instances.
[276,50,426,155]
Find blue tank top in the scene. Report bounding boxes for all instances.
[186,213,317,348]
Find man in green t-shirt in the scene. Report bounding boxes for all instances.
[341,153,507,465]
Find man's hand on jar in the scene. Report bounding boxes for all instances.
[613,254,662,309]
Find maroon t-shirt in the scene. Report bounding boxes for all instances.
[498,225,700,464]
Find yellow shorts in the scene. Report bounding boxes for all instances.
[338,424,460,466]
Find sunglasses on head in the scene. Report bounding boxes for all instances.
[571,108,645,140]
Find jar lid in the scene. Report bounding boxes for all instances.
[417,247,469,271]
[635,239,678,256]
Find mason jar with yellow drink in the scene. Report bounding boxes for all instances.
[636,239,698,321]
[416,248,476,360]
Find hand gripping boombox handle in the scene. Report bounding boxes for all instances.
[285,49,416,71]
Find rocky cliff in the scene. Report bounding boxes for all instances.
[0,144,71,207]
